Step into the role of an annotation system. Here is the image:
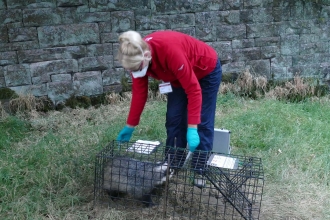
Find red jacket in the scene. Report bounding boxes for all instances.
[127,31,218,126]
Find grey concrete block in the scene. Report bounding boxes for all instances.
[73,71,103,96]
[0,51,17,65]
[4,64,31,86]
[38,23,99,48]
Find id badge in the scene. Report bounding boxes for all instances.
[159,82,172,94]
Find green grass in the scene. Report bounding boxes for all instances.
[0,95,329,219]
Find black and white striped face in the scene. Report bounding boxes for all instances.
[153,162,173,185]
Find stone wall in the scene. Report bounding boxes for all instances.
[0,0,330,104]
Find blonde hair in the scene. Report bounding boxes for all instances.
[117,31,151,70]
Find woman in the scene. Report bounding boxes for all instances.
[116,30,222,187]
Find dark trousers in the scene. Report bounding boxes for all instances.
[165,60,222,173]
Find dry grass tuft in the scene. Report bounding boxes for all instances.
[220,70,323,101]
[9,93,41,113]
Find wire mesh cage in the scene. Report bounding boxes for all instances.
[94,140,264,220]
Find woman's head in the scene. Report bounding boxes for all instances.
[117,31,151,73]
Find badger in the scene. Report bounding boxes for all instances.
[103,156,173,207]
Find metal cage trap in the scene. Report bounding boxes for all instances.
[94,140,264,220]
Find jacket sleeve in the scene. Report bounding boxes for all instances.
[126,74,149,126]
[166,47,202,125]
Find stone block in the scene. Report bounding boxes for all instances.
[102,68,126,86]
[0,66,3,76]
[73,71,103,96]
[246,59,271,77]
[90,0,148,12]
[216,24,246,40]
[100,33,120,44]
[18,46,87,63]
[78,55,113,72]
[23,8,61,26]
[47,81,74,104]
[99,22,111,33]
[0,41,39,52]
[76,12,111,23]
[4,64,31,86]
[0,51,17,65]
[57,0,87,7]
[0,9,22,24]
[0,25,8,43]
[232,39,255,49]
[103,84,123,93]
[240,10,254,23]
[255,37,280,47]
[153,0,221,14]
[222,61,246,74]
[38,23,99,48]
[223,0,241,10]
[261,46,280,59]
[252,8,274,23]
[232,48,261,61]
[169,13,195,29]
[87,43,113,56]
[111,11,135,32]
[135,15,170,31]
[30,59,78,78]
[273,7,291,22]
[8,27,38,42]
[247,23,276,38]
[173,27,196,37]
[0,0,5,9]
[243,0,263,9]
[280,35,300,55]
[7,0,56,9]
[10,84,48,97]
[51,74,72,82]
[195,11,221,41]
[207,41,232,62]
[0,77,5,87]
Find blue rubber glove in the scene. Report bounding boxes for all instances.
[187,127,200,152]
[117,126,135,142]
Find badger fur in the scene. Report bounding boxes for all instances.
[103,156,172,207]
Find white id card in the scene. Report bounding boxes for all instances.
[159,82,172,94]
